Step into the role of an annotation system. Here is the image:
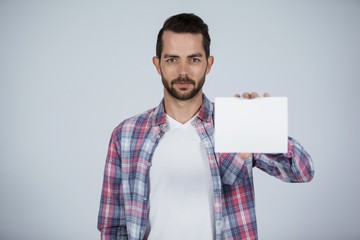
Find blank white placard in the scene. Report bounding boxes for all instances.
[214,97,288,153]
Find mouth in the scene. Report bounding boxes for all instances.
[176,82,191,87]
[172,78,195,86]
[173,82,194,91]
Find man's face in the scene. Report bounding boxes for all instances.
[153,31,214,101]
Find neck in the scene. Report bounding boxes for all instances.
[163,91,203,124]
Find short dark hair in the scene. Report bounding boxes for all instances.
[156,13,211,58]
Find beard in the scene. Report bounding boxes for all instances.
[162,74,205,101]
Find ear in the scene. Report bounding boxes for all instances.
[152,56,161,75]
[206,56,214,75]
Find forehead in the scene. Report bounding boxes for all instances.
[161,31,205,55]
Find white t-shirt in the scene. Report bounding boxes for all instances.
[146,114,214,240]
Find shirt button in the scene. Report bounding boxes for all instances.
[157,135,161,139]
[143,196,148,201]
[216,220,223,230]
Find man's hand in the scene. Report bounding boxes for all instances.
[234,92,270,99]
[234,92,271,159]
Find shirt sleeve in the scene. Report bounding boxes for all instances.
[253,137,314,183]
[97,130,128,240]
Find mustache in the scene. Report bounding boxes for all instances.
[171,76,196,85]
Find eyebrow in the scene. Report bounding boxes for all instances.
[163,54,179,59]
[187,53,204,58]
[163,53,204,59]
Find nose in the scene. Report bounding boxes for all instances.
[178,60,189,76]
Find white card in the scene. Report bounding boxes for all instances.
[214,97,288,153]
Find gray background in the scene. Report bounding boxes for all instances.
[1,0,359,239]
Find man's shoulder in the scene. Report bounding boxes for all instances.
[113,107,157,134]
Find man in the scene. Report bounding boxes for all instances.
[98,13,314,240]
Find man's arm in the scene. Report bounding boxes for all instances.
[253,137,314,182]
[233,92,314,183]
[98,130,128,240]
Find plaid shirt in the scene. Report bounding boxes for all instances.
[98,94,314,240]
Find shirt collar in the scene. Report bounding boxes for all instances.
[196,94,213,123]
[150,93,214,127]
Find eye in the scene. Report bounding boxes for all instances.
[165,58,176,63]
[190,57,201,63]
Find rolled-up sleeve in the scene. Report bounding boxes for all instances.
[253,137,314,183]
